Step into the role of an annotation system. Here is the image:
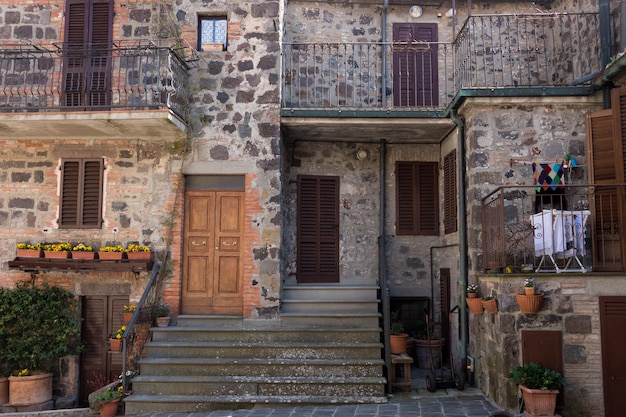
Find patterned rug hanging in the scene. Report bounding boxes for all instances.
[533,162,564,191]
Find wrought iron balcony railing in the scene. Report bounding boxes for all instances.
[482,184,626,274]
[282,13,602,110]
[0,42,191,121]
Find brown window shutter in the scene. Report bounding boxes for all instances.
[60,158,103,229]
[443,150,457,234]
[396,161,439,235]
[297,176,339,283]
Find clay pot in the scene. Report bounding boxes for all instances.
[466,297,484,314]
[390,334,408,354]
[9,373,53,406]
[516,292,544,313]
[99,399,120,417]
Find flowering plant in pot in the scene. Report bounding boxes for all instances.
[42,242,71,258]
[16,242,42,258]
[389,311,408,354]
[98,245,125,260]
[152,304,171,327]
[126,243,152,260]
[93,385,123,417]
[72,243,95,259]
[466,284,479,298]
[523,277,535,295]
[122,304,137,324]
[509,362,564,416]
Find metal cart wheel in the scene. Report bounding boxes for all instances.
[426,372,437,392]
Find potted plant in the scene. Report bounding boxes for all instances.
[152,304,171,327]
[16,242,42,258]
[413,317,442,369]
[41,242,71,259]
[466,284,479,298]
[122,304,137,324]
[390,311,408,354]
[482,296,497,313]
[0,279,82,408]
[92,385,123,417]
[71,243,95,260]
[125,243,151,260]
[516,278,544,313]
[109,326,126,352]
[98,244,125,260]
[509,362,564,416]
[466,284,483,314]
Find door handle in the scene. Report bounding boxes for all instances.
[222,241,237,246]
[191,241,206,246]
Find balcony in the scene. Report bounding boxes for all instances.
[282,13,601,113]
[0,41,192,140]
[481,184,626,274]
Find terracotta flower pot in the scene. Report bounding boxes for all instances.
[390,334,408,354]
[9,373,53,406]
[109,338,122,352]
[72,251,95,260]
[516,292,544,313]
[98,252,123,260]
[482,298,497,313]
[466,297,484,314]
[123,312,133,324]
[126,251,151,260]
[525,287,535,296]
[44,250,69,259]
[467,292,478,299]
[156,316,170,327]
[520,385,559,416]
[0,376,8,405]
[16,249,42,258]
[99,398,120,417]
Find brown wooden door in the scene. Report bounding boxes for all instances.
[521,330,563,407]
[79,295,126,405]
[392,23,439,107]
[182,190,244,315]
[600,296,626,417]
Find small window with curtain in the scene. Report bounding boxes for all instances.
[59,158,104,229]
[198,16,228,52]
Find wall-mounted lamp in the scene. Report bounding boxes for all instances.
[356,149,368,161]
[409,5,423,18]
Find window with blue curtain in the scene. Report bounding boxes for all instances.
[199,17,227,51]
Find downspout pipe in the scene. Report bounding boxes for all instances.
[599,0,612,107]
[450,109,468,360]
[379,139,391,394]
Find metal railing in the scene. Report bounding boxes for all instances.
[121,254,165,391]
[0,42,191,120]
[282,13,602,110]
[481,184,625,273]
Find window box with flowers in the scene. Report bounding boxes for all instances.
[16,243,42,258]
[98,245,125,261]
[42,242,71,259]
[71,243,95,260]
[125,243,152,260]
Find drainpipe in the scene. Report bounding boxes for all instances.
[599,0,612,107]
[379,139,391,393]
[382,0,389,108]
[450,110,468,361]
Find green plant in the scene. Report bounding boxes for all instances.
[467,284,479,293]
[0,279,83,373]
[72,243,93,252]
[126,243,151,252]
[483,296,494,301]
[509,362,565,391]
[414,318,436,340]
[152,304,170,319]
[99,245,125,252]
[111,326,127,339]
[93,386,123,405]
[41,242,71,252]
[523,277,535,288]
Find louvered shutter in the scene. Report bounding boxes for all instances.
[60,159,103,228]
[88,0,112,106]
[297,176,339,283]
[396,161,439,235]
[443,150,457,234]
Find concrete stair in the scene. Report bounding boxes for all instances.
[124,285,385,414]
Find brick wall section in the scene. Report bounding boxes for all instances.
[243,174,262,319]
[472,274,621,417]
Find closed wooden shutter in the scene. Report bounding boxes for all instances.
[297,176,340,283]
[443,150,457,234]
[396,161,439,235]
[63,0,112,107]
[392,23,439,107]
[60,158,103,228]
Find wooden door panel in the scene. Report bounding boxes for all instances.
[183,190,243,315]
[600,297,626,417]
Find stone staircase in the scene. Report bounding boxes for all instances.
[124,285,386,414]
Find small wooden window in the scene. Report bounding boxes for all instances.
[59,158,104,229]
[443,150,457,234]
[198,16,227,52]
[396,161,439,235]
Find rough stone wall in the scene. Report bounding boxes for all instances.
[172,0,282,318]
[472,274,619,417]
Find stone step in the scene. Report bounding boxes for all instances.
[281,285,379,301]
[123,394,387,414]
[138,357,385,378]
[146,341,383,359]
[151,327,382,343]
[280,299,380,313]
[131,375,386,397]
[279,312,381,328]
